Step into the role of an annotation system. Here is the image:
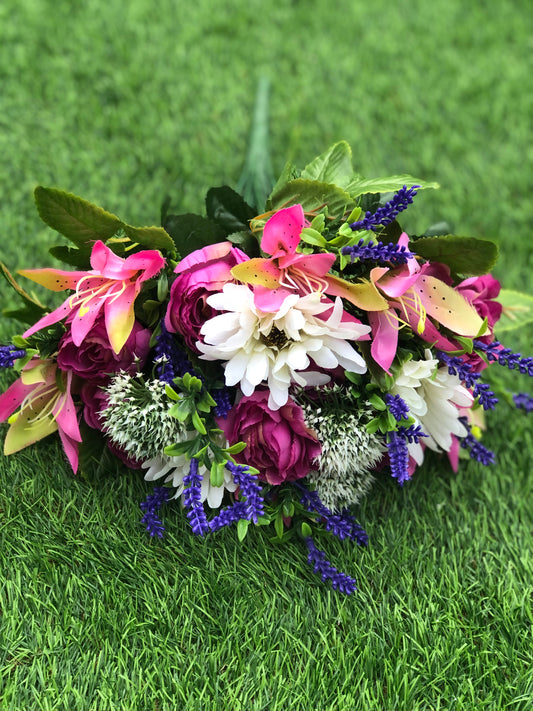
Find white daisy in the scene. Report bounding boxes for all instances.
[197,284,370,410]
[390,349,473,461]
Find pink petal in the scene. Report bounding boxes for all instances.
[58,428,80,473]
[377,263,430,298]
[69,294,106,346]
[253,285,295,312]
[261,205,305,257]
[23,298,76,340]
[104,283,137,354]
[369,310,399,374]
[176,242,247,272]
[18,268,86,292]
[278,251,336,275]
[0,377,34,421]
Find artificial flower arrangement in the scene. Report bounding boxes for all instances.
[1,141,532,594]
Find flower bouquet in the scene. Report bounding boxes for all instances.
[1,140,532,594]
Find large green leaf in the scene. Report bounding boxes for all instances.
[413,235,499,276]
[494,289,533,333]
[122,224,176,256]
[48,244,93,268]
[301,141,354,188]
[346,174,439,198]
[205,186,256,234]
[162,213,226,258]
[34,186,122,246]
[267,179,354,219]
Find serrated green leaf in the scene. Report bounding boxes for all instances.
[34,186,121,246]
[122,224,176,256]
[413,235,499,276]
[301,141,354,188]
[267,179,353,219]
[162,213,225,258]
[346,175,439,198]
[267,161,299,204]
[205,186,256,234]
[237,518,250,541]
[494,289,533,333]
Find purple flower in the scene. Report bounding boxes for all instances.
[57,313,151,383]
[219,389,321,485]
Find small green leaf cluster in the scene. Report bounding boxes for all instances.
[163,373,247,488]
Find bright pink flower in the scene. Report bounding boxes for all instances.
[367,234,487,373]
[21,241,165,354]
[218,389,321,485]
[231,204,388,313]
[0,358,81,472]
[455,274,502,328]
[57,313,151,382]
[165,241,248,351]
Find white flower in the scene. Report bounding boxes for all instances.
[197,284,370,410]
[142,453,238,509]
[391,349,473,461]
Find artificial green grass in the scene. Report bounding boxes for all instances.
[1,0,532,709]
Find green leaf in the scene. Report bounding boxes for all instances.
[267,179,353,219]
[301,141,354,188]
[274,513,285,539]
[226,230,260,258]
[122,224,176,256]
[494,289,533,333]
[345,175,439,198]
[267,161,300,204]
[205,186,257,234]
[34,187,121,246]
[223,441,247,455]
[413,235,499,276]
[164,440,193,457]
[368,393,387,411]
[191,410,207,435]
[48,244,92,268]
[300,227,327,247]
[210,461,225,488]
[237,518,250,542]
[0,262,48,325]
[300,522,313,538]
[162,213,225,258]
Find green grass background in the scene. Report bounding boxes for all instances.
[1,0,532,709]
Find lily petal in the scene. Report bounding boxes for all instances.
[104,283,137,354]
[261,204,305,257]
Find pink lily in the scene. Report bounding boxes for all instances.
[231,205,388,313]
[368,234,487,373]
[0,359,81,472]
[20,241,165,354]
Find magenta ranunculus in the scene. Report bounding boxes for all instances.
[57,314,151,383]
[219,390,321,485]
[456,274,503,328]
[165,241,248,352]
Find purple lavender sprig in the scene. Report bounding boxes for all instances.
[225,461,265,524]
[304,537,358,595]
[458,417,495,466]
[349,185,419,233]
[513,392,533,413]
[342,239,415,265]
[297,485,368,544]
[473,340,533,376]
[140,487,169,538]
[437,351,498,410]
[385,393,410,422]
[0,345,26,368]
[154,321,195,384]
[182,459,210,536]
[386,430,410,485]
